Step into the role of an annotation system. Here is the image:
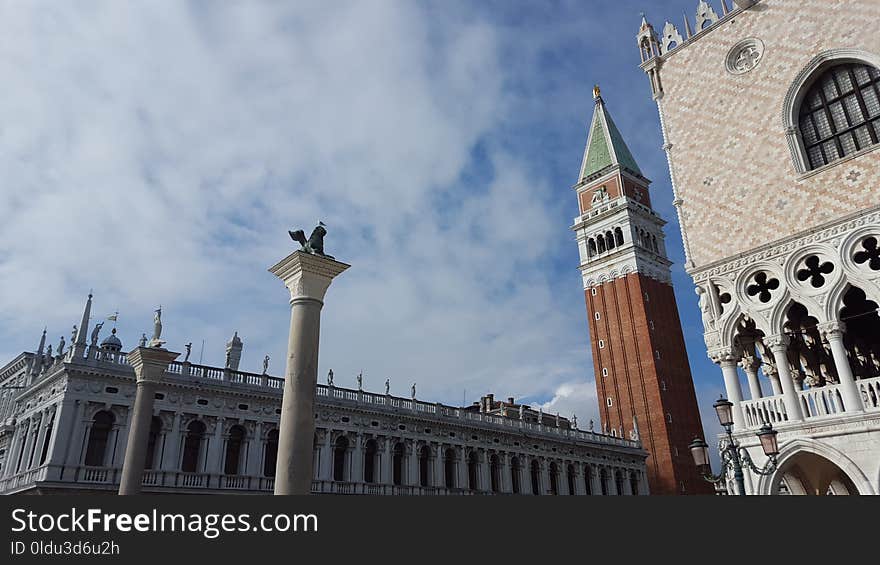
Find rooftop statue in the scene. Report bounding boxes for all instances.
[288,222,334,259]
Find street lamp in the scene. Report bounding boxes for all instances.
[689,395,780,495]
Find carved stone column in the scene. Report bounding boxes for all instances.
[161,413,182,471]
[714,352,746,429]
[741,353,763,400]
[766,335,804,422]
[269,251,349,495]
[119,346,179,495]
[820,321,863,413]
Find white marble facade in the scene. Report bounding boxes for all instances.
[0,324,648,496]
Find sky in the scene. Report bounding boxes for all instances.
[0,0,729,450]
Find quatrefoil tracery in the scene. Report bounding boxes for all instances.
[746,272,780,304]
[796,255,835,288]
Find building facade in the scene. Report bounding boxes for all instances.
[571,88,712,494]
[0,297,648,496]
[639,0,880,494]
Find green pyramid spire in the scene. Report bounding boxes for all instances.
[580,86,643,180]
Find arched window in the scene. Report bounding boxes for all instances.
[530,460,541,495]
[84,411,115,467]
[181,420,206,473]
[597,234,606,254]
[599,468,609,495]
[467,451,479,491]
[584,465,593,495]
[588,238,597,258]
[630,472,640,495]
[333,436,348,482]
[419,445,431,487]
[489,454,500,493]
[144,417,162,470]
[39,418,54,466]
[510,457,521,494]
[392,442,405,486]
[263,429,279,477]
[444,448,456,488]
[364,439,378,484]
[798,63,880,170]
[605,230,615,250]
[224,425,246,475]
[567,464,576,495]
[549,462,559,495]
[614,227,624,247]
[652,235,659,253]
[615,470,626,495]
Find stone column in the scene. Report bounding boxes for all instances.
[767,335,803,422]
[741,356,763,400]
[320,431,333,481]
[821,322,863,413]
[350,434,364,483]
[206,417,225,475]
[4,427,24,478]
[381,438,392,484]
[499,453,511,493]
[66,401,88,467]
[433,445,444,488]
[161,413,182,471]
[765,366,783,396]
[408,442,419,487]
[45,400,74,480]
[457,447,468,490]
[269,250,349,495]
[119,346,179,495]
[246,423,263,478]
[716,354,746,429]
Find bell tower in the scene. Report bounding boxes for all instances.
[571,87,711,495]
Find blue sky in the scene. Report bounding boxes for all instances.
[0,0,727,446]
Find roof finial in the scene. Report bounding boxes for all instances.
[593,84,601,101]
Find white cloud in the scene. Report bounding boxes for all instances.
[0,1,598,412]
[534,380,600,430]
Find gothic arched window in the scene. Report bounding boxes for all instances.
[614,227,624,247]
[333,436,348,482]
[798,63,880,170]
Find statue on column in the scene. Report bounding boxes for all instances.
[411,383,416,400]
[45,344,53,365]
[288,222,334,259]
[263,355,270,374]
[149,307,165,348]
[139,333,148,347]
[90,322,104,346]
[225,350,231,369]
[385,378,390,395]
[184,342,192,363]
[589,419,594,431]
[537,408,543,425]
[57,335,65,357]
[71,325,78,345]
[356,371,362,390]
[327,369,334,386]
[555,412,560,427]
[518,405,524,420]
[572,414,578,429]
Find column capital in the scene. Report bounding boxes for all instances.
[268,250,350,303]
[127,347,180,385]
[764,334,790,351]
[818,320,846,339]
[709,347,739,367]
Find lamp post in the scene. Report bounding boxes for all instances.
[689,395,780,495]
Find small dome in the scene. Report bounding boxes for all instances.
[100,327,123,351]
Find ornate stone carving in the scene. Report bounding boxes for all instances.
[725,38,764,75]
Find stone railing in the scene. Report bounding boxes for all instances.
[740,375,880,430]
[859,376,880,411]
[741,395,789,429]
[68,347,639,451]
[310,480,474,496]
